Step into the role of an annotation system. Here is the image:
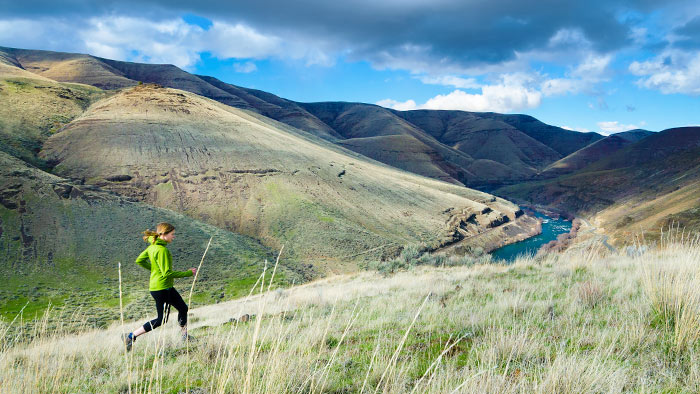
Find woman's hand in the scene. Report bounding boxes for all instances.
[190,267,197,275]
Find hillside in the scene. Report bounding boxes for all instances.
[38,84,539,269]
[539,130,654,178]
[0,60,107,168]
[496,127,700,244]
[395,110,563,182]
[0,150,291,323]
[299,102,478,185]
[3,232,700,392]
[475,113,604,156]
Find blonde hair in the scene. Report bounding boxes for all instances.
[142,222,175,243]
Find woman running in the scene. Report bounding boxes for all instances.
[122,222,197,351]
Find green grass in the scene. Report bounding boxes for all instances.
[5,234,700,392]
[0,77,107,169]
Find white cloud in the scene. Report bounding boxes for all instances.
[541,54,612,96]
[548,28,592,49]
[81,17,203,67]
[233,61,257,73]
[376,98,418,111]
[415,75,480,89]
[0,16,334,69]
[378,73,541,113]
[630,50,700,95]
[597,120,646,135]
[561,125,591,133]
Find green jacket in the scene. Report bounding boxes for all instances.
[135,236,193,291]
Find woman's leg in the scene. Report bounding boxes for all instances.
[138,289,169,336]
[166,287,189,330]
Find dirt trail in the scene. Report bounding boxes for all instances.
[579,218,617,252]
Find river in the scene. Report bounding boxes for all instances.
[490,211,572,262]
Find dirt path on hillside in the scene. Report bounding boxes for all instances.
[579,218,617,253]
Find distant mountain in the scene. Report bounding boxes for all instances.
[539,129,654,178]
[393,110,564,181]
[496,127,700,243]
[474,113,604,157]
[0,46,605,188]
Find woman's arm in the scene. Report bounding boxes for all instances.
[134,248,151,270]
[155,248,194,279]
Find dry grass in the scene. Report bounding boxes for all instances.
[2,230,700,392]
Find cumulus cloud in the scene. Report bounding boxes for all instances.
[0,16,334,69]
[541,54,613,96]
[378,73,542,113]
[380,52,614,113]
[629,50,700,95]
[597,120,646,135]
[375,99,418,111]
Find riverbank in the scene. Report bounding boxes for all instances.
[490,211,572,262]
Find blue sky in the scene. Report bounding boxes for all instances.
[1,0,698,135]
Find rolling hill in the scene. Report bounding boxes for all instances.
[37,83,538,270]
[0,46,606,189]
[539,129,654,178]
[495,127,700,244]
[0,55,107,168]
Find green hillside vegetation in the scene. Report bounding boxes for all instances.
[0,150,299,324]
[0,70,107,168]
[2,231,700,392]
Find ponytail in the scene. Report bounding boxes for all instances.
[142,222,175,244]
[142,229,159,243]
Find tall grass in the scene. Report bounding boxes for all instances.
[2,228,700,392]
[638,224,700,355]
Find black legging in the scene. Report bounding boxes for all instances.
[143,287,188,332]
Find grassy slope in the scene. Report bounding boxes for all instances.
[0,66,107,168]
[39,84,534,269]
[396,110,563,182]
[3,233,700,392]
[539,131,652,178]
[0,150,300,324]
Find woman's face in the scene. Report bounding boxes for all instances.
[161,230,175,243]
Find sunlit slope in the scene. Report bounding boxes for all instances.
[40,84,534,268]
[0,53,107,167]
